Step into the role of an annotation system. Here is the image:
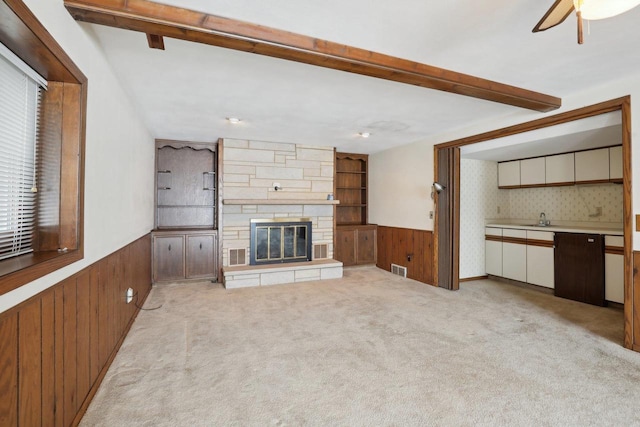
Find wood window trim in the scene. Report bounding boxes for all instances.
[0,0,86,296]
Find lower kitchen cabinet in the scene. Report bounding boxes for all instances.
[502,229,527,282]
[485,227,503,276]
[152,229,218,282]
[335,225,377,266]
[526,230,554,289]
[605,235,624,304]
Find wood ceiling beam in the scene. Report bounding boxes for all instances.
[64,0,561,112]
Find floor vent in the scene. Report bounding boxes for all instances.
[391,263,407,278]
[229,248,247,266]
[314,244,328,260]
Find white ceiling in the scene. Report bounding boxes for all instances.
[82,0,640,154]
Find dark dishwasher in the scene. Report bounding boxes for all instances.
[554,232,605,306]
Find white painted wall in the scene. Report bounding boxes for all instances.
[369,140,433,230]
[370,73,640,250]
[0,0,154,313]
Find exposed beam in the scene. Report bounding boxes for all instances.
[146,33,164,50]
[64,0,561,112]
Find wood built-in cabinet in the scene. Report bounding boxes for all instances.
[152,140,218,283]
[335,152,377,266]
[153,230,218,282]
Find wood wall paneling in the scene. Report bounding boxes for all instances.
[376,226,434,285]
[0,313,18,425]
[18,299,42,425]
[0,234,152,426]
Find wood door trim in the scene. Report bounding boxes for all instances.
[436,97,627,149]
[435,96,634,351]
[63,0,560,112]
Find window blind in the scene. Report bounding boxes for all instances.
[0,48,44,260]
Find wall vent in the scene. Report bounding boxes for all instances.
[229,248,247,266]
[314,244,328,260]
[391,263,407,278]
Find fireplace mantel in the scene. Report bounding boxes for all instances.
[222,199,340,205]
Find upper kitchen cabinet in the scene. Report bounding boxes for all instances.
[609,146,623,181]
[498,160,520,188]
[575,148,609,183]
[520,157,545,186]
[545,153,575,185]
[498,146,623,190]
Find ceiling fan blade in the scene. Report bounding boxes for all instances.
[533,0,575,32]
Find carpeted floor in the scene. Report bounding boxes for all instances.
[80,266,640,426]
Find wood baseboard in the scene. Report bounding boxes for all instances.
[459,275,488,282]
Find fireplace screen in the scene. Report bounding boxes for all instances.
[250,218,312,265]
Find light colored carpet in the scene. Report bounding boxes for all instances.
[80,266,640,426]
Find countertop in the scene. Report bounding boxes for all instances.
[486,223,623,236]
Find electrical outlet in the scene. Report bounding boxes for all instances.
[126,288,133,304]
[429,211,434,219]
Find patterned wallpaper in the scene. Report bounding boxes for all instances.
[505,185,623,223]
[459,159,623,279]
[459,159,508,279]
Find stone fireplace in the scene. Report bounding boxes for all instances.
[220,138,343,288]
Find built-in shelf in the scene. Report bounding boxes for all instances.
[222,199,340,205]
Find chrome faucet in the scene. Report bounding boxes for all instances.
[538,212,550,226]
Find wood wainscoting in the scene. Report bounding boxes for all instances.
[0,234,151,426]
[377,226,434,285]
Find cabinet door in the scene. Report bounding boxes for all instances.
[186,234,217,279]
[498,161,520,187]
[575,148,609,183]
[526,246,554,288]
[545,153,574,185]
[153,236,185,282]
[605,235,624,304]
[335,228,356,266]
[485,240,502,276]
[356,228,376,264]
[502,229,526,282]
[520,157,545,186]
[526,230,554,288]
[609,146,623,180]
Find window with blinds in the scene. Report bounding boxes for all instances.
[0,46,46,260]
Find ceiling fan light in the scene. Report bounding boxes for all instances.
[573,0,640,20]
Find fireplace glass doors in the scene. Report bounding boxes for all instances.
[250,219,312,265]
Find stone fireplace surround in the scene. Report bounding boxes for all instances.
[220,139,343,288]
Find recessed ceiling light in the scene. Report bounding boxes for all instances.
[227,117,242,124]
[358,132,371,138]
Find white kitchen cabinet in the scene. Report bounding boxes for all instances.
[545,153,574,185]
[575,148,609,183]
[502,228,527,282]
[526,230,555,289]
[520,157,546,186]
[609,146,623,180]
[605,235,624,304]
[498,161,520,187]
[485,227,502,276]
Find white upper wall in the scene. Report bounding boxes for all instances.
[0,0,155,313]
[370,73,640,247]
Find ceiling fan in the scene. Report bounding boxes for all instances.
[533,0,640,44]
